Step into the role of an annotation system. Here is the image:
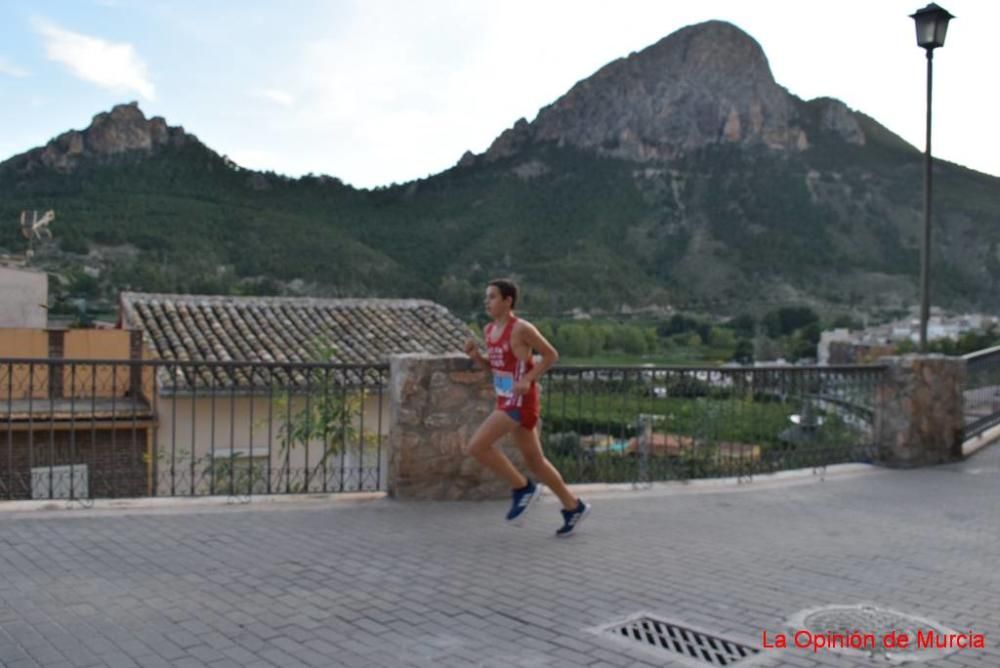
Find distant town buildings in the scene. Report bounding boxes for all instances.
[818,311,1000,365]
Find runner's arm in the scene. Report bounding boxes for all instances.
[517,323,559,383]
[464,338,490,370]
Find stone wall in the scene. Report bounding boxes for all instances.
[387,354,526,500]
[874,355,966,467]
[384,352,971,497]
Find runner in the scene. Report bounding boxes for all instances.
[464,278,591,536]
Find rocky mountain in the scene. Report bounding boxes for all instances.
[472,21,866,165]
[2,21,999,321]
[3,102,194,175]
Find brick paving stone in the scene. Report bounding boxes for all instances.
[1,445,999,666]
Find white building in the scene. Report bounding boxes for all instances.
[0,265,47,328]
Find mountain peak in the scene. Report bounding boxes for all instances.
[644,20,776,83]
[481,20,834,164]
[1,102,196,174]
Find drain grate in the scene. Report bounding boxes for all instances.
[606,616,759,666]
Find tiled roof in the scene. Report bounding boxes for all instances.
[118,292,472,390]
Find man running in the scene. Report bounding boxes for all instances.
[464,278,590,536]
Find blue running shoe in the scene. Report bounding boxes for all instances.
[556,499,591,537]
[506,480,542,523]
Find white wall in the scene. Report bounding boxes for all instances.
[0,267,47,328]
[154,391,389,495]
[817,328,851,366]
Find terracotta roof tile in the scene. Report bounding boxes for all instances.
[119,292,473,390]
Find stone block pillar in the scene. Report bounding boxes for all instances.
[874,355,966,467]
[387,354,526,500]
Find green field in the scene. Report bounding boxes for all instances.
[535,383,872,483]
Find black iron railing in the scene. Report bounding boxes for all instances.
[539,364,885,484]
[12,349,997,501]
[963,345,1000,441]
[2,358,388,501]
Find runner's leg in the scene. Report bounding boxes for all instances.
[511,425,578,510]
[468,410,528,488]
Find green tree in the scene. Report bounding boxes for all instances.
[788,322,821,361]
[954,326,1000,354]
[60,234,89,255]
[266,338,375,492]
[708,326,737,349]
[536,320,555,342]
[799,322,821,344]
[763,306,819,338]
[726,313,756,338]
[731,339,754,364]
[68,273,100,299]
[658,314,701,337]
[618,326,648,355]
[554,323,592,357]
[607,324,647,355]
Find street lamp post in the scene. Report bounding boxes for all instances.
[910,3,954,352]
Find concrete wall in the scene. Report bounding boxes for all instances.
[0,328,150,402]
[63,329,139,397]
[0,267,47,328]
[0,329,50,399]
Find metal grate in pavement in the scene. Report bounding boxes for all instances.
[605,616,759,666]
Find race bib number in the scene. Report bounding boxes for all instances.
[492,371,514,398]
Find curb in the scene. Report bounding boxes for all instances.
[963,423,1000,457]
[0,464,884,515]
[0,491,386,515]
[558,462,881,499]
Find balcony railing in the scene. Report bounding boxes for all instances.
[5,347,998,501]
[963,345,1000,441]
[539,364,885,484]
[2,359,388,501]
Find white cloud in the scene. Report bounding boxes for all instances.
[0,56,29,78]
[282,2,509,186]
[225,148,278,170]
[35,20,155,99]
[252,88,296,107]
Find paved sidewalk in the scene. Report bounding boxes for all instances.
[1,445,999,667]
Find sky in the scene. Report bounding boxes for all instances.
[0,0,996,189]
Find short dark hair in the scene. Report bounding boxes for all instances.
[488,278,518,309]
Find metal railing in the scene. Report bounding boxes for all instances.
[1,358,388,501]
[963,345,1000,441]
[10,349,997,501]
[538,364,886,484]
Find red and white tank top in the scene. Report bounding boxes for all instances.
[484,316,536,410]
